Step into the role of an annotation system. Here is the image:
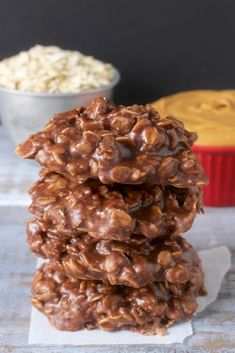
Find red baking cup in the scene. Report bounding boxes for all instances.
[193,145,235,206]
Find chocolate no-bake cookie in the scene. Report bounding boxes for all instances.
[28,169,202,241]
[27,219,203,288]
[31,261,205,334]
[16,97,208,187]
[16,96,208,335]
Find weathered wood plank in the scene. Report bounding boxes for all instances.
[0,128,38,206]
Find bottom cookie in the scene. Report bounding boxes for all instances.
[31,261,206,335]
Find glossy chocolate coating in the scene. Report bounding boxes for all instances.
[27,220,203,288]
[16,97,208,187]
[28,169,202,241]
[31,260,205,333]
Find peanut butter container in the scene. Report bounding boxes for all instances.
[152,90,235,206]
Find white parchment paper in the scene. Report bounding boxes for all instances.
[28,246,231,345]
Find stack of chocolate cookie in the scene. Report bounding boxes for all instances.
[16,97,208,335]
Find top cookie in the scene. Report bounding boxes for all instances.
[16,97,207,186]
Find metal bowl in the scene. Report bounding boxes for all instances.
[0,68,120,143]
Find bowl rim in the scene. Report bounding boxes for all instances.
[0,67,120,98]
[193,144,235,152]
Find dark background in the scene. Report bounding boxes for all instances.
[0,0,235,104]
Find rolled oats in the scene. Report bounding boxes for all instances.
[0,45,114,93]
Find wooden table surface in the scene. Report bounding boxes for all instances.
[0,128,235,353]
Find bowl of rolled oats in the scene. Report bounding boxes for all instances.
[0,45,120,143]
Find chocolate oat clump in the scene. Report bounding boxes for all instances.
[32,261,205,333]
[16,97,207,335]
[27,220,202,288]
[28,168,203,241]
[16,97,208,187]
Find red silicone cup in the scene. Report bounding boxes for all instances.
[192,145,235,206]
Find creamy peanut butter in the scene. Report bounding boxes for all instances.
[152,90,235,146]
